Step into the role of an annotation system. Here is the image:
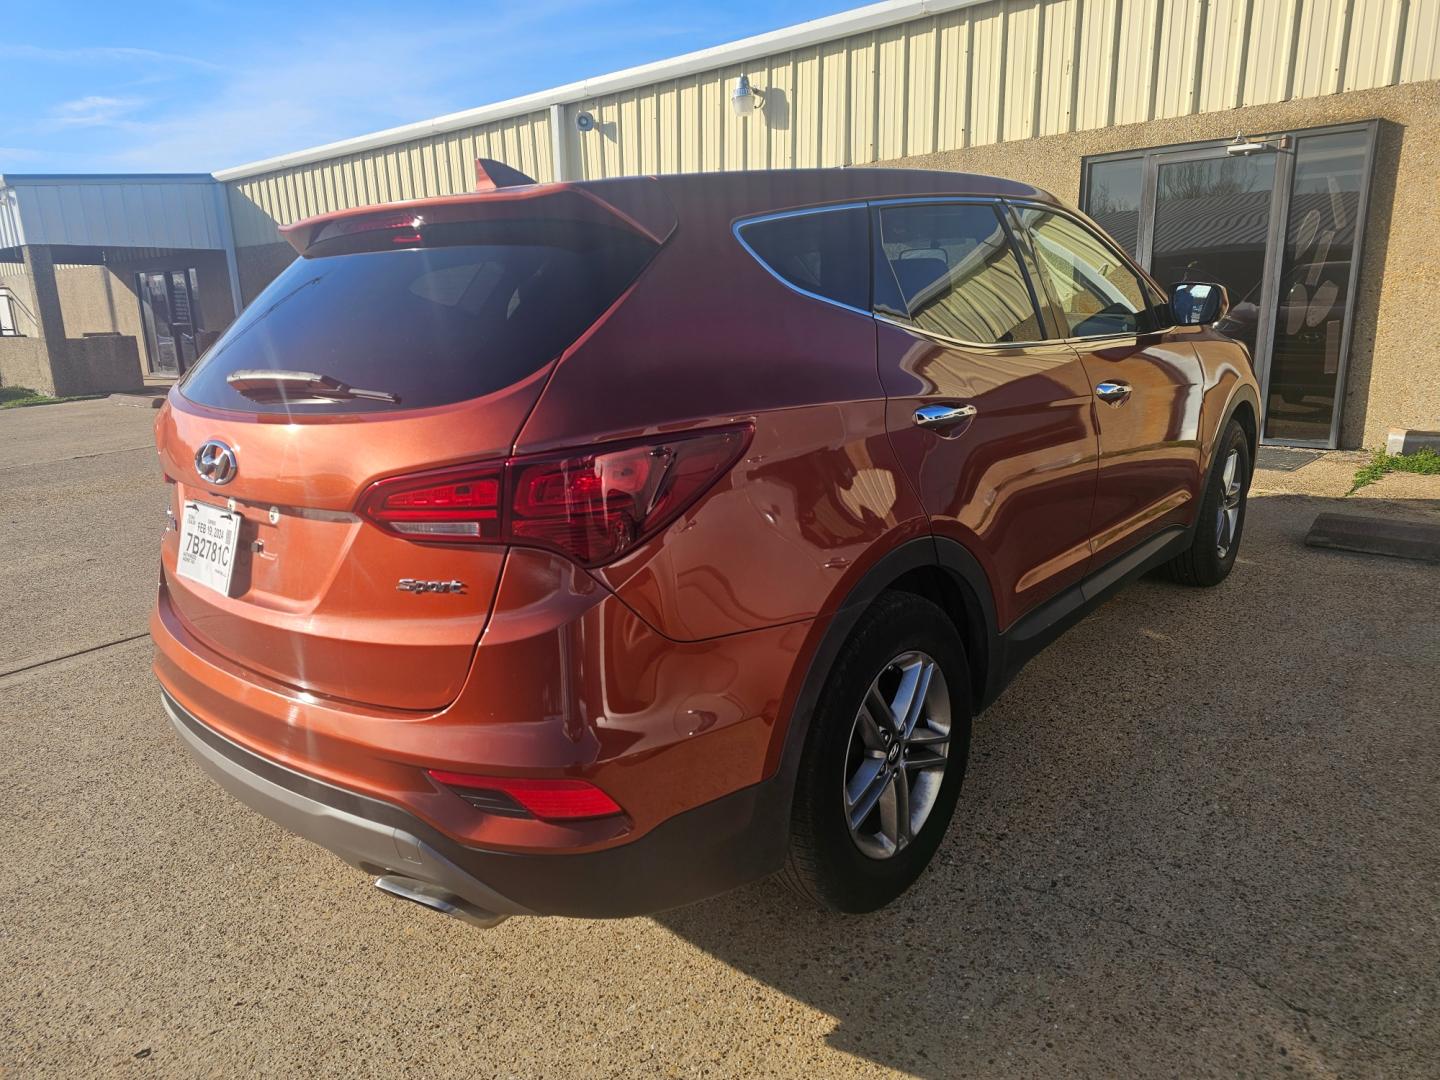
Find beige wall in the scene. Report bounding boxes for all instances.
[55,265,142,340]
[235,242,297,306]
[0,335,53,393]
[888,80,1440,449]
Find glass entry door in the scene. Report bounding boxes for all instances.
[1144,147,1281,362]
[1083,122,1376,447]
[138,269,202,377]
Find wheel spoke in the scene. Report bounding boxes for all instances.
[892,660,934,739]
[847,758,888,829]
[906,726,950,748]
[902,746,947,771]
[887,662,921,734]
[892,768,912,847]
[866,683,897,734]
[1221,451,1238,496]
[856,704,888,751]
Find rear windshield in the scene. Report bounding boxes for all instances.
[180,219,657,414]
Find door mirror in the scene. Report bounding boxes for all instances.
[1170,281,1230,326]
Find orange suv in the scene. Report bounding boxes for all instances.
[153,165,1258,924]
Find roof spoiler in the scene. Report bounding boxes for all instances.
[278,174,678,256]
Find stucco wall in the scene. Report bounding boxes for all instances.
[0,336,54,393]
[235,242,297,307]
[887,79,1440,449]
[55,265,142,340]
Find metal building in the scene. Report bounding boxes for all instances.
[4,0,1438,447]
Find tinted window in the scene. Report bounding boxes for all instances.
[873,202,1042,344]
[739,207,869,310]
[1083,158,1143,258]
[1019,209,1149,337]
[181,219,656,414]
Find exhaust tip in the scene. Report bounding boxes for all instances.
[374,875,509,929]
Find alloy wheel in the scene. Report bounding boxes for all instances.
[842,651,951,860]
[1215,448,1244,558]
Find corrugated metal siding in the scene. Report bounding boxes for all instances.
[559,0,1440,175]
[1,180,225,249]
[225,0,1440,235]
[227,111,552,246]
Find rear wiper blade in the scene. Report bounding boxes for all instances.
[226,370,400,404]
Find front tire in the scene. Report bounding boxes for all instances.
[1163,418,1251,587]
[779,592,972,913]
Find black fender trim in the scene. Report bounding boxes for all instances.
[768,536,1003,823]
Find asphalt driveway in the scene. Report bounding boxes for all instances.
[2,398,1437,1078]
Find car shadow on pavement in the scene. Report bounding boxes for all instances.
[656,493,1440,1077]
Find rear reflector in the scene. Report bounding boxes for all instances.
[427,770,623,821]
[360,425,752,567]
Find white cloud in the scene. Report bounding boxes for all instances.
[48,95,145,128]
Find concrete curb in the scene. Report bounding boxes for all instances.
[1305,512,1440,563]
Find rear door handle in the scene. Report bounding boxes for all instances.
[1095,381,1133,405]
[913,403,978,432]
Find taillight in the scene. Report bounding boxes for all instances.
[359,425,751,566]
[426,770,623,821]
[361,463,503,541]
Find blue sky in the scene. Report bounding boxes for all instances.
[3,0,856,175]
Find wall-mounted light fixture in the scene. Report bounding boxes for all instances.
[1226,131,1294,156]
[731,74,763,118]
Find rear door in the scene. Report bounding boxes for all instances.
[1010,205,1204,569]
[157,208,660,710]
[873,199,1100,630]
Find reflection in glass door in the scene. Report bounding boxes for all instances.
[1082,123,1376,448]
[1263,131,1370,444]
[1146,150,1280,359]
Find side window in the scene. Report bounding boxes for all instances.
[1018,209,1150,337]
[738,206,870,310]
[872,202,1043,345]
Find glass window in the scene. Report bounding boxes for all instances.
[1083,158,1143,258]
[873,202,1042,344]
[0,290,17,336]
[180,218,657,414]
[738,207,870,310]
[1263,130,1369,443]
[1019,209,1148,337]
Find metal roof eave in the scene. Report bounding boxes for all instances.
[213,0,988,182]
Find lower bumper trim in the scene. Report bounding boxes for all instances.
[162,689,792,918]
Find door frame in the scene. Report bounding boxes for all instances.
[1081,120,1379,449]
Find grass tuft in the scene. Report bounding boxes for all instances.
[1348,446,1440,494]
[0,386,105,409]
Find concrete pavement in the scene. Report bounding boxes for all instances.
[2,398,1437,1078]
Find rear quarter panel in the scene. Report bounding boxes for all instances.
[517,185,930,642]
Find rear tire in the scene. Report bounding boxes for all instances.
[779,592,972,913]
[1163,419,1251,587]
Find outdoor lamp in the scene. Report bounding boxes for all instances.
[731,74,762,117]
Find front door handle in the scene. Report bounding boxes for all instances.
[913,403,978,432]
[1095,381,1133,405]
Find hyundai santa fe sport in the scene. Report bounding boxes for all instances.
[152,163,1259,925]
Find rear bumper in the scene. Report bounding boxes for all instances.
[165,689,790,918]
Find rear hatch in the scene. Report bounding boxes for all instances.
[157,183,671,710]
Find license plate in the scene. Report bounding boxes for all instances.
[176,501,242,597]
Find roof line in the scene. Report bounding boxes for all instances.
[214,0,985,182]
[1,173,217,186]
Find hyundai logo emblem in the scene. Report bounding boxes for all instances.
[194,439,238,486]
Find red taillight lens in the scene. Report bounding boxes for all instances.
[359,425,751,565]
[310,214,425,246]
[426,770,623,821]
[360,463,503,541]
